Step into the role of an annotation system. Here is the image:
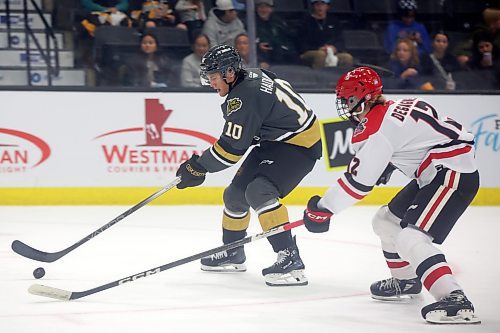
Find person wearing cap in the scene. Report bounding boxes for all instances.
[298,0,353,69]
[201,0,246,47]
[384,0,432,56]
[255,0,299,67]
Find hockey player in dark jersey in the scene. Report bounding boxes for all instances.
[302,67,480,324]
[175,44,322,286]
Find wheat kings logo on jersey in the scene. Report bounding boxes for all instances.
[227,97,243,116]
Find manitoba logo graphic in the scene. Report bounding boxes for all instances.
[94,99,217,173]
[0,128,51,173]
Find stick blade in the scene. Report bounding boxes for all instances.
[11,240,57,262]
[29,284,72,301]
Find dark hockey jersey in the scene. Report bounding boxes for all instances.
[198,68,322,172]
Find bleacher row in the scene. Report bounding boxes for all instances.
[0,0,497,89]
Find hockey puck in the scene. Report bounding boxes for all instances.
[33,267,45,279]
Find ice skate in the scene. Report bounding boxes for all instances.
[262,239,308,286]
[370,277,422,301]
[200,246,247,272]
[421,290,481,324]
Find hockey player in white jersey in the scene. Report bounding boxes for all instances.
[302,67,480,324]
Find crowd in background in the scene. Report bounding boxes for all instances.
[68,0,500,90]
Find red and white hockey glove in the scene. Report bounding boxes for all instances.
[303,195,333,233]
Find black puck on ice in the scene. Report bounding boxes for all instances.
[33,267,45,279]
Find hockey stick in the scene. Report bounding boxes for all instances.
[28,219,305,301]
[11,177,181,263]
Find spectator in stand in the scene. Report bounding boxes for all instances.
[384,0,432,57]
[298,0,352,70]
[119,32,174,87]
[129,1,187,30]
[482,8,500,52]
[78,0,131,85]
[81,0,131,37]
[386,38,433,90]
[202,0,246,47]
[82,0,129,12]
[234,33,251,67]
[421,31,460,90]
[468,30,499,70]
[454,7,500,68]
[180,34,210,87]
[234,33,271,69]
[175,0,207,42]
[255,0,299,68]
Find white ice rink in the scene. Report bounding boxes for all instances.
[1,205,499,333]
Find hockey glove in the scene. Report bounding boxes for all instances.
[376,163,396,185]
[303,195,333,233]
[176,154,207,189]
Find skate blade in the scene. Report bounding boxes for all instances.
[425,309,481,324]
[264,269,308,287]
[200,263,247,272]
[371,293,421,303]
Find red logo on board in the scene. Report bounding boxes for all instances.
[94,99,217,174]
[0,128,51,174]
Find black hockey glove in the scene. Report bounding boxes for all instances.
[376,163,396,185]
[176,154,207,189]
[303,195,333,233]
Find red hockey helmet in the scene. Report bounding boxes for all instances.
[335,66,383,123]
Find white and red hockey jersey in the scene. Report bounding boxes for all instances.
[320,97,477,214]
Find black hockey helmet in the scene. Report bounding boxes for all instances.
[200,44,242,86]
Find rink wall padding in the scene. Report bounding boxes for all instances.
[1,91,499,206]
[0,187,497,205]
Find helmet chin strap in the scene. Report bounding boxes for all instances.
[223,68,235,87]
[225,68,244,92]
[349,98,367,121]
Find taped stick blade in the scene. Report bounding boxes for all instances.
[29,284,72,301]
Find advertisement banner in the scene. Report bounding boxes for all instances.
[1,91,499,191]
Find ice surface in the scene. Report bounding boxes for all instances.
[1,205,498,333]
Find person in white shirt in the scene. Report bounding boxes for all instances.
[201,0,246,47]
[180,34,210,87]
[303,66,480,325]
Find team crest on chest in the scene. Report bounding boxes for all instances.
[353,118,368,136]
[227,97,243,116]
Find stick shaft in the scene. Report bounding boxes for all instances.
[13,177,181,262]
[29,220,304,300]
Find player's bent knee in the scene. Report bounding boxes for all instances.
[223,184,249,213]
[395,226,432,260]
[245,177,280,210]
[372,205,402,241]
